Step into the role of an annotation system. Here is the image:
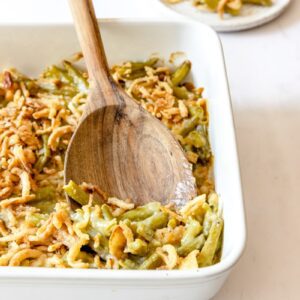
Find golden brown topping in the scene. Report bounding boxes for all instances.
[2,71,13,89]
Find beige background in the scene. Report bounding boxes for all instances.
[0,0,299,299]
[215,1,300,298]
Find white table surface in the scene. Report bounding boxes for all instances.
[0,0,299,299]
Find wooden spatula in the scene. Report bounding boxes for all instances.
[65,0,196,207]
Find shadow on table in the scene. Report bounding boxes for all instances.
[214,107,300,300]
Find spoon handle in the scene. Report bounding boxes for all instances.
[69,0,115,103]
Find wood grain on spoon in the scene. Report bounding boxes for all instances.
[65,0,196,207]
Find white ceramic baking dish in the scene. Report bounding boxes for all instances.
[0,19,246,300]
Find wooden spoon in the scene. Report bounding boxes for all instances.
[65,0,196,207]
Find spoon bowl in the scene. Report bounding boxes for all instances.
[65,102,195,206]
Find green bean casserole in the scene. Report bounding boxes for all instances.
[0,55,223,269]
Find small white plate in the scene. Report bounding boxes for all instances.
[158,0,290,32]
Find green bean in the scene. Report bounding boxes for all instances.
[243,0,272,5]
[34,187,55,202]
[63,180,89,206]
[217,0,242,15]
[38,81,78,97]
[130,57,159,71]
[203,0,219,10]
[116,58,159,80]
[198,217,223,267]
[173,86,189,99]
[178,115,200,137]
[136,212,168,240]
[43,65,73,83]
[139,252,162,270]
[188,105,203,118]
[63,61,88,93]
[136,223,153,241]
[137,211,168,231]
[177,218,203,256]
[195,124,211,163]
[184,130,206,148]
[215,233,223,254]
[208,193,219,213]
[171,60,191,86]
[101,204,113,221]
[34,134,50,172]
[148,239,161,252]
[225,6,242,16]
[41,62,88,96]
[72,210,114,258]
[202,206,214,237]
[177,234,205,256]
[120,202,161,221]
[30,200,56,214]
[126,69,148,80]
[181,218,202,246]
[22,80,39,96]
[120,218,132,228]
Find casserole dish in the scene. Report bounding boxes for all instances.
[0,19,246,300]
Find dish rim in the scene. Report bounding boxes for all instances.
[0,18,246,280]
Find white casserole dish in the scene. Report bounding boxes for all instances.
[0,19,246,300]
